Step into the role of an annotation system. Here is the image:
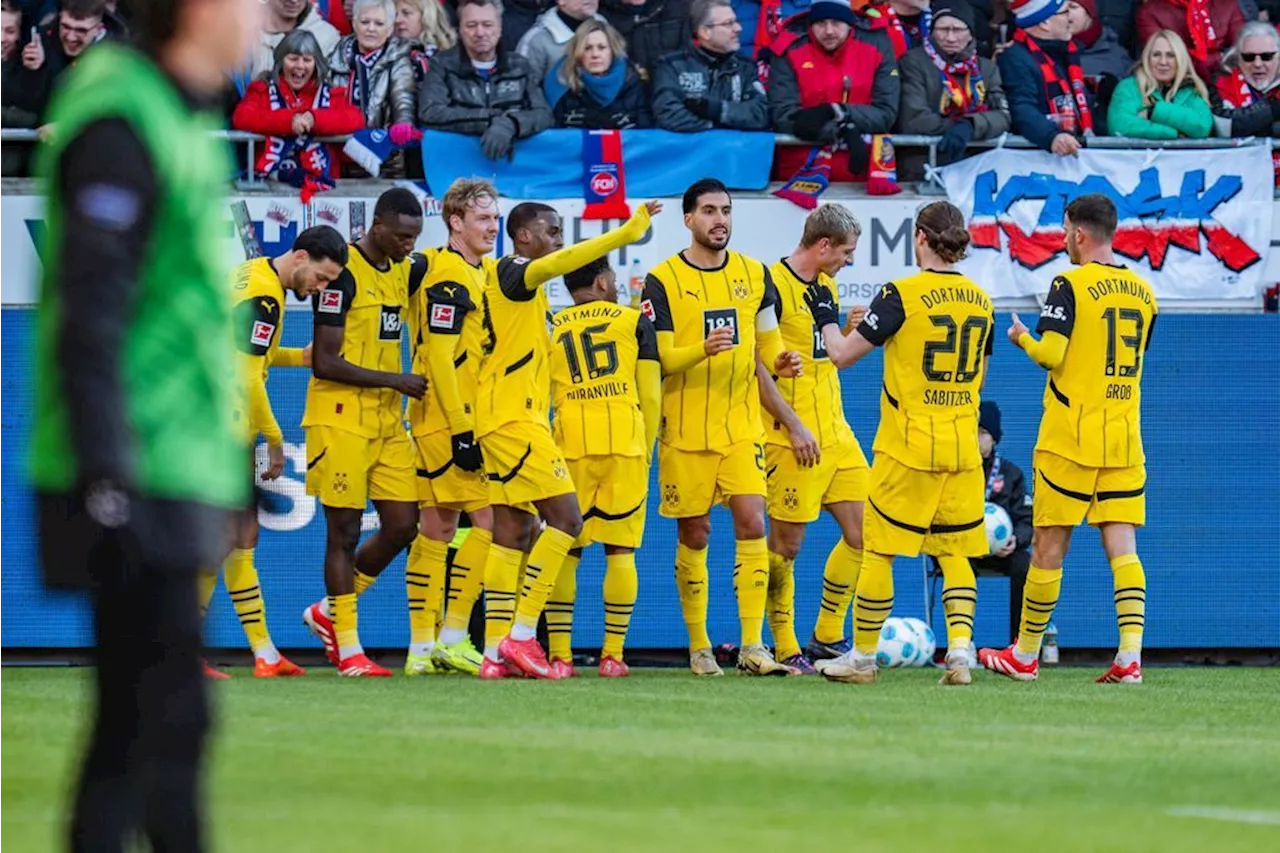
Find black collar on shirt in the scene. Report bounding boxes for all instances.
[445,244,483,269]
[677,249,729,272]
[353,241,391,273]
[780,257,816,285]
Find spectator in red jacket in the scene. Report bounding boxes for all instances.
[769,0,899,183]
[233,29,366,183]
[862,0,933,59]
[1211,21,1280,183]
[1136,0,1244,83]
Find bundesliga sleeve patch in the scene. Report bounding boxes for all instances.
[430,304,456,329]
[250,321,275,348]
[318,289,344,314]
[640,299,655,321]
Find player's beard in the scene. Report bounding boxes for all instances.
[694,227,730,252]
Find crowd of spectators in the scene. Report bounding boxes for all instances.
[2,0,1278,183]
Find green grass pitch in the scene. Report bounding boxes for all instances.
[3,667,1278,852]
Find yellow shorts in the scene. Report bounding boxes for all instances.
[864,454,986,558]
[482,423,575,508]
[766,437,869,524]
[305,426,417,510]
[1033,450,1146,528]
[413,430,489,512]
[566,454,648,549]
[658,440,766,518]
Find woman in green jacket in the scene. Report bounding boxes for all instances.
[1107,29,1214,140]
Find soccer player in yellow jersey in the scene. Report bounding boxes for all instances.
[805,201,994,686]
[200,226,348,679]
[542,257,662,678]
[751,204,871,675]
[300,188,427,677]
[640,178,804,677]
[980,194,1157,685]
[402,179,498,676]
[475,201,661,680]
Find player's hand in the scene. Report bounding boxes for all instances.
[788,421,820,468]
[774,350,803,378]
[1008,312,1029,346]
[703,326,735,357]
[262,443,286,481]
[803,283,839,329]
[995,539,1017,558]
[845,304,868,332]
[641,200,663,217]
[393,373,428,399]
[450,430,483,472]
[301,342,313,368]
[1051,133,1081,157]
[22,32,44,71]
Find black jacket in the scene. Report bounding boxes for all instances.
[417,46,553,138]
[985,452,1032,551]
[600,0,690,80]
[651,43,770,132]
[551,66,653,129]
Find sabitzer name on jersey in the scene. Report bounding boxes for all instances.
[919,286,989,310]
[922,389,975,406]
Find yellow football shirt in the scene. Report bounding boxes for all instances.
[474,255,554,436]
[231,256,288,445]
[858,270,995,472]
[1033,262,1158,468]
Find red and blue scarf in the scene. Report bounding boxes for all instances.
[923,37,988,117]
[1013,29,1093,134]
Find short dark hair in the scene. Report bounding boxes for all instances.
[1065,193,1118,241]
[374,187,424,220]
[506,202,557,240]
[563,257,612,292]
[458,0,503,16]
[293,225,349,266]
[682,177,729,214]
[61,0,105,18]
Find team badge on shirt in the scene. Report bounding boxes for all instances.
[732,280,749,300]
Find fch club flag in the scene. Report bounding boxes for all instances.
[582,129,631,221]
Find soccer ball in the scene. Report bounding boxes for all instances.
[985,502,1015,555]
[877,617,931,668]
[899,617,937,665]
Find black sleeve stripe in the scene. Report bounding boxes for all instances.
[313,268,356,327]
[758,263,780,316]
[425,280,477,312]
[233,296,281,356]
[635,313,660,361]
[857,282,905,346]
[497,256,537,303]
[408,252,429,298]
[1035,276,1075,338]
[640,272,674,332]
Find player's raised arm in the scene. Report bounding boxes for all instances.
[635,313,662,460]
[640,272,735,374]
[755,358,819,468]
[1011,276,1073,370]
[311,271,427,399]
[523,202,663,290]
[807,282,899,368]
[755,266,802,378]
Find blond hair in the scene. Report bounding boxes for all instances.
[800,204,862,248]
[1136,30,1209,107]
[559,19,628,93]
[442,178,498,232]
[398,0,457,51]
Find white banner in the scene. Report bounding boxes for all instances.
[939,145,1276,301]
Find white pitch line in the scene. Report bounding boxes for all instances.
[1167,807,1280,826]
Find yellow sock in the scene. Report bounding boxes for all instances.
[814,540,862,644]
[1111,554,1146,655]
[443,527,491,634]
[545,553,579,663]
[482,543,522,656]
[674,543,711,651]
[514,527,576,633]
[224,548,275,656]
[602,552,637,660]
[766,551,800,661]
[734,537,769,648]
[330,592,360,657]
[354,570,377,596]
[407,535,447,651]
[853,552,895,656]
[937,556,977,651]
[1016,565,1063,657]
[197,569,218,620]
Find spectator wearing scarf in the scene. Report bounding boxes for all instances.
[999,0,1093,155]
[544,19,652,127]
[1211,21,1280,185]
[897,0,1008,180]
[233,29,365,189]
[1107,28,1212,139]
[1066,0,1131,83]
[1136,0,1244,84]
[328,0,421,174]
[861,0,934,59]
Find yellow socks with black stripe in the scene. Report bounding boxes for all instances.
[1016,565,1063,663]
[512,526,576,641]
[1111,554,1146,663]
[353,569,377,596]
[674,542,711,651]
[406,535,447,657]
[853,551,895,656]
[482,543,522,660]
[814,540,862,644]
[734,537,769,648]
[330,592,360,659]
[197,569,218,621]
[545,552,580,663]
[439,527,491,645]
[937,556,977,653]
[224,548,280,663]
[602,552,638,660]
[766,551,800,661]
